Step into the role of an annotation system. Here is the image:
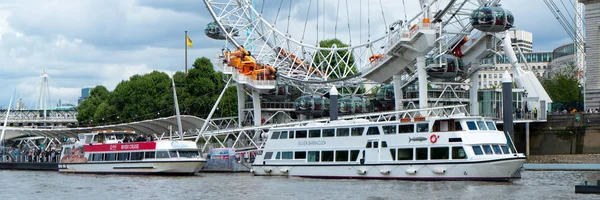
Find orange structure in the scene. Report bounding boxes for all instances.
[276,47,323,75]
[222,46,277,81]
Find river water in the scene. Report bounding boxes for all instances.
[1,170,599,200]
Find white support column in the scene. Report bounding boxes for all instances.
[470,70,479,116]
[526,122,530,156]
[392,74,404,111]
[236,85,245,127]
[252,90,262,126]
[417,57,427,109]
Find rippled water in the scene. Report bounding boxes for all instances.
[1,170,600,200]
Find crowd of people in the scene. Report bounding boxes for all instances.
[1,147,61,163]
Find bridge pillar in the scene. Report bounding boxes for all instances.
[526,122,530,156]
[417,57,427,109]
[470,70,479,116]
[252,91,262,126]
[237,85,245,127]
[393,74,404,111]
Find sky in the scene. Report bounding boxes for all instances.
[0,0,577,108]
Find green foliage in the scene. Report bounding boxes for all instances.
[543,66,582,103]
[77,57,238,125]
[314,39,364,94]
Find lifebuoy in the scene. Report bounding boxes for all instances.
[430,134,438,143]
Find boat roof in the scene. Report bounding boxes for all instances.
[3,115,207,140]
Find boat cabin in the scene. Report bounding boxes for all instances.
[79,130,141,145]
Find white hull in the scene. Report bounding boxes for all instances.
[59,159,206,175]
[252,157,525,181]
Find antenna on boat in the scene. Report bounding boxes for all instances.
[171,75,184,140]
[1,89,16,160]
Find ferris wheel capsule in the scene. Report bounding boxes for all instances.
[470,7,514,32]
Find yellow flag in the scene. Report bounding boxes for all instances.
[186,34,193,48]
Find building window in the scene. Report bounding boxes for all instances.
[494,74,498,78]
[500,74,503,78]
[488,81,492,85]
[494,81,497,85]
[483,74,487,79]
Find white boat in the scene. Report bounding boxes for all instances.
[252,114,526,181]
[58,130,206,175]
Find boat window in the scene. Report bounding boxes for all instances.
[323,129,335,137]
[289,131,295,139]
[115,133,125,140]
[455,121,463,131]
[500,145,510,154]
[482,145,494,154]
[399,124,414,133]
[130,152,143,160]
[383,125,396,134]
[335,150,349,162]
[179,151,200,158]
[351,127,364,136]
[390,149,396,161]
[92,153,103,161]
[84,136,93,144]
[307,151,320,162]
[156,151,169,158]
[449,138,462,142]
[309,130,321,138]
[472,146,484,155]
[431,147,449,160]
[106,134,116,141]
[381,141,388,148]
[477,121,488,130]
[279,131,288,139]
[169,151,178,158]
[336,128,350,137]
[366,127,380,135]
[275,152,281,159]
[416,148,428,160]
[417,123,429,132]
[105,153,116,161]
[486,121,497,130]
[282,151,293,159]
[452,147,467,159]
[492,145,502,154]
[433,120,452,132]
[373,141,379,148]
[397,148,413,160]
[296,130,308,138]
[294,151,306,159]
[144,151,155,159]
[271,132,280,139]
[366,142,372,148]
[321,151,334,162]
[117,152,129,161]
[264,152,273,160]
[466,121,478,130]
[350,150,360,161]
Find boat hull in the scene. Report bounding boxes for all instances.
[252,157,525,181]
[59,160,206,175]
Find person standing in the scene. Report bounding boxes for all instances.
[534,108,538,119]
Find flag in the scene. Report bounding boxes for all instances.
[186,34,193,48]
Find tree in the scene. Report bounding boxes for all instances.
[77,86,110,124]
[543,65,582,103]
[313,39,364,94]
[77,57,239,125]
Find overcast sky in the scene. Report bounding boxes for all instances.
[0,0,577,108]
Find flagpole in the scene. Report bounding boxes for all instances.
[185,31,188,74]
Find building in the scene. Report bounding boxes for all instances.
[474,30,555,89]
[78,88,92,105]
[580,0,600,109]
[551,43,576,74]
[477,52,552,89]
[509,30,533,53]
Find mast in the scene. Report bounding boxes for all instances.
[171,75,184,140]
[1,91,15,158]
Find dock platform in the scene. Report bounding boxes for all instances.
[523,164,600,171]
[0,162,58,171]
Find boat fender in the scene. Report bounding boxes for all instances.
[250,169,255,173]
[356,169,367,175]
[430,134,438,143]
[432,168,446,174]
[405,169,417,174]
[379,170,391,175]
[264,168,272,173]
[280,169,289,173]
